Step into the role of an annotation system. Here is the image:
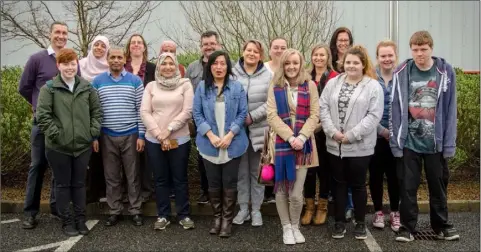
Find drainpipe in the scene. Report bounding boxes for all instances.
[389,1,399,45]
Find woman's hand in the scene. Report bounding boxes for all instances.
[218,132,234,149]
[162,139,171,151]
[333,131,345,143]
[290,137,304,150]
[208,133,222,148]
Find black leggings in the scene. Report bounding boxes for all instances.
[304,131,331,199]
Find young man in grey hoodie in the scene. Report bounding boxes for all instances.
[389,31,459,242]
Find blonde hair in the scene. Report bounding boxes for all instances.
[376,40,399,67]
[343,45,377,79]
[242,39,265,62]
[308,44,334,74]
[272,48,311,87]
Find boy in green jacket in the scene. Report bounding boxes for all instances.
[36,48,102,237]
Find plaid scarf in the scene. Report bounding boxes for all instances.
[273,81,313,193]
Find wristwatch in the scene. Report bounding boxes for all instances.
[167,126,173,132]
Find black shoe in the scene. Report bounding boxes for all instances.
[354,223,367,240]
[395,227,414,242]
[435,228,460,241]
[197,192,209,204]
[104,215,121,227]
[332,223,346,239]
[77,222,89,235]
[22,216,37,229]
[132,215,143,226]
[63,224,80,237]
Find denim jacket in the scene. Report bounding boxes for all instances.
[193,79,249,159]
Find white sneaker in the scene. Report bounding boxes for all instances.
[292,225,306,244]
[233,209,250,225]
[282,224,296,245]
[251,210,263,227]
[372,211,385,229]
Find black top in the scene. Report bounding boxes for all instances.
[144,61,156,87]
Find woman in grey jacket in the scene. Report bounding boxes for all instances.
[319,45,384,240]
[232,40,272,227]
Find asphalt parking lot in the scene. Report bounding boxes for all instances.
[1,212,479,251]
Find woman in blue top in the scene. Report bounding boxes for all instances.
[193,50,248,238]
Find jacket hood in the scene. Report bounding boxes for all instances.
[394,56,449,75]
[234,57,266,77]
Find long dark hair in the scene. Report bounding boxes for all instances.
[204,50,234,97]
[329,27,354,72]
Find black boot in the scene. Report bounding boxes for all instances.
[219,188,237,238]
[208,189,222,235]
[62,215,79,237]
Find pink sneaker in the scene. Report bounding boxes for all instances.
[390,211,401,232]
[372,211,385,229]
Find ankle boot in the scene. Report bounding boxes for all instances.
[313,198,328,225]
[219,188,237,238]
[301,198,315,225]
[208,189,222,235]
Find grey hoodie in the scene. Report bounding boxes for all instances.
[232,58,273,152]
[389,57,457,158]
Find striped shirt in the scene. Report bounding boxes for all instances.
[92,69,145,139]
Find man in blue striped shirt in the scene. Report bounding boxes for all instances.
[92,46,145,227]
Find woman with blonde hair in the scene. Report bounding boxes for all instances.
[369,40,400,231]
[301,44,338,226]
[267,48,319,245]
[320,45,383,240]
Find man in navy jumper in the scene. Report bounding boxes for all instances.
[389,31,459,242]
[92,47,145,227]
[18,21,81,229]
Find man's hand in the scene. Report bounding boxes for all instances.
[92,140,99,152]
[137,139,145,152]
[381,128,389,141]
[218,132,234,149]
[245,114,253,126]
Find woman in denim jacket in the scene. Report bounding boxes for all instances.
[193,50,248,238]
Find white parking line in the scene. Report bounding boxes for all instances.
[1,218,21,224]
[15,220,99,252]
[364,227,383,252]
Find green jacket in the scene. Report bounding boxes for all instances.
[36,75,102,157]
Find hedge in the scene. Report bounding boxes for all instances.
[1,63,479,177]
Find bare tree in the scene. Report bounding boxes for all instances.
[159,1,339,58]
[1,1,162,57]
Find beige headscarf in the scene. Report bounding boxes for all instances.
[155,52,189,90]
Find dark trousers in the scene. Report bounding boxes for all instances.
[139,151,154,199]
[146,141,191,219]
[304,132,331,199]
[46,148,91,225]
[23,123,57,217]
[203,158,241,190]
[369,138,399,212]
[101,133,141,215]
[398,148,452,233]
[329,153,371,223]
[86,150,106,203]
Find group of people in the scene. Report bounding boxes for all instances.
[18,21,459,245]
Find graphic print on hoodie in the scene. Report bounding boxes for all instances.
[406,63,438,153]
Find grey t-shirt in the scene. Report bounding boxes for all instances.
[405,63,438,154]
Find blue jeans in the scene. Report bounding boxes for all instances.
[23,123,56,218]
[146,140,191,219]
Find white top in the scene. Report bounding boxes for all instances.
[65,79,75,92]
[200,97,232,164]
[265,62,274,75]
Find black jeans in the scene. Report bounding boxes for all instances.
[398,148,452,233]
[329,153,371,223]
[86,150,106,203]
[23,123,57,217]
[203,158,241,190]
[369,138,399,212]
[146,141,191,219]
[304,131,331,199]
[46,148,91,225]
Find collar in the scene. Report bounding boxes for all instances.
[108,69,128,77]
[47,46,56,56]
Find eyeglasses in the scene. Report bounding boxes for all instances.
[337,39,350,43]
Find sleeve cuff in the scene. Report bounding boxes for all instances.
[139,134,145,140]
[298,134,307,143]
[443,147,456,158]
[391,147,403,157]
[198,122,212,136]
[230,123,240,135]
[345,131,356,144]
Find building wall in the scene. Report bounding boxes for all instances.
[334,1,480,70]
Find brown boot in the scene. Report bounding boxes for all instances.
[313,198,328,225]
[301,198,315,225]
[219,188,237,238]
[208,189,222,235]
